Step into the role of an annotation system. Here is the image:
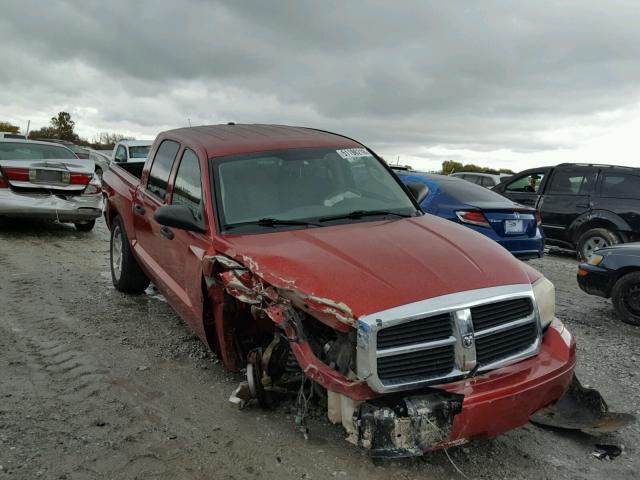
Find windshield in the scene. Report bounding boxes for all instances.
[213,147,417,230]
[129,145,150,158]
[0,142,77,160]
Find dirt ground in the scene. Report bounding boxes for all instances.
[0,218,638,480]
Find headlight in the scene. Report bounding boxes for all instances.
[588,254,604,266]
[532,276,555,329]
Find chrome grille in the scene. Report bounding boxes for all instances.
[357,285,542,393]
[476,323,537,365]
[377,313,452,349]
[377,344,454,382]
[471,298,533,330]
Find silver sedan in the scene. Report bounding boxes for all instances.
[0,139,102,231]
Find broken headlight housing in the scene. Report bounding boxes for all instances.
[532,276,555,329]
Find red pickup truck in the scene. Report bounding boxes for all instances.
[102,124,577,457]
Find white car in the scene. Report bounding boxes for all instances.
[112,140,153,163]
[450,172,511,188]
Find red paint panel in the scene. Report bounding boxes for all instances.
[219,214,532,318]
[431,321,576,447]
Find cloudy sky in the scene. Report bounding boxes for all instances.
[1,1,639,171]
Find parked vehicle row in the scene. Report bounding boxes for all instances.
[494,163,640,260]
[101,123,608,457]
[394,169,544,259]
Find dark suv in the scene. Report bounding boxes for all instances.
[493,163,640,260]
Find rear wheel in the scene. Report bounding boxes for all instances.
[110,215,150,293]
[74,220,96,232]
[612,272,640,326]
[576,228,620,261]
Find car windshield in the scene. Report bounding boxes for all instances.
[129,145,150,158]
[0,142,77,160]
[214,147,417,230]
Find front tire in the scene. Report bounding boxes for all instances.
[75,220,96,232]
[110,215,150,293]
[612,272,640,326]
[576,228,620,261]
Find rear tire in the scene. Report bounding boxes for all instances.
[611,272,640,326]
[576,228,620,261]
[110,215,150,293]
[74,220,96,232]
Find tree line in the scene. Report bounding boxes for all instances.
[1,112,130,149]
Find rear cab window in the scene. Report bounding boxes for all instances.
[147,140,180,201]
[547,167,595,195]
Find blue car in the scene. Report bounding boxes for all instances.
[397,172,544,259]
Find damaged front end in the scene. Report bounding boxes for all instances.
[353,392,464,458]
[203,253,634,458]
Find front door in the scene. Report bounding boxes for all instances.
[538,166,596,243]
[132,139,181,291]
[497,169,549,208]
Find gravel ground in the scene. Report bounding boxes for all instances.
[0,218,638,480]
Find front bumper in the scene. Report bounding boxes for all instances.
[577,263,614,298]
[354,320,576,455]
[0,189,102,222]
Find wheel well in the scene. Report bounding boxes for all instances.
[105,205,118,229]
[572,218,621,244]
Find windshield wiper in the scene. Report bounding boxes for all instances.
[224,217,321,230]
[319,210,415,222]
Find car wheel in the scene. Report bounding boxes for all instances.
[110,215,150,293]
[576,228,620,261]
[611,271,640,326]
[74,220,96,232]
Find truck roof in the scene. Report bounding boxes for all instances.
[162,124,363,158]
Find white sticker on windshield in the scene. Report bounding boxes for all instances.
[336,148,371,159]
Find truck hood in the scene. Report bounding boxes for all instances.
[215,214,532,319]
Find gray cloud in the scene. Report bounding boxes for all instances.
[1,0,640,166]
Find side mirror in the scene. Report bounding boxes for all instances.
[406,182,429,204]
[154,204,205,233]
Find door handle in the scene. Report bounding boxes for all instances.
[160,226,174,240]
[133,204,145,215]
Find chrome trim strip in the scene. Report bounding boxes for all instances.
[377,336,456,358]
[473,314,536,338]
[452,309,476,371]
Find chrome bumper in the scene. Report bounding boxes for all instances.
[0,189,102,221]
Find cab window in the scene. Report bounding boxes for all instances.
[505,172,545,193]
[480,176,495,187]
[172,149,204,222]
[601,172,640,199]
[147,140,180,200]
[548,169,594,195]
[114,145,127,162]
